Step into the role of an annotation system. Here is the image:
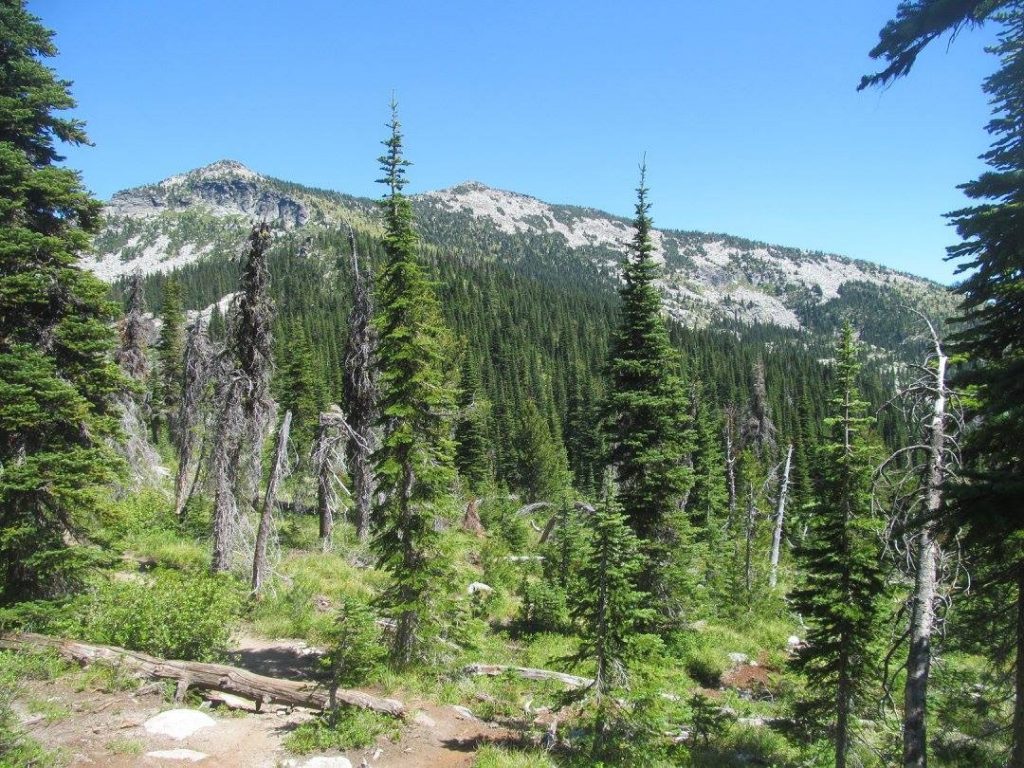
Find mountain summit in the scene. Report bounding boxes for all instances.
[85,161,950,334]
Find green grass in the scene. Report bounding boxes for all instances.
[473,744,559,767]
[106,738,144,756]
[27,697,71,723]
[283,708,401,754]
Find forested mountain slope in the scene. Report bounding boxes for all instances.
[86,159,952,349]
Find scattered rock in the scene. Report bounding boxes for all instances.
[143,709,217,740]
[146,749,209,762]
[467,582,493,595]
[299,758,353,768]
[727,652,750,665]
[786,635,803,649]
[451,705,477,721]
[412,711,437,728]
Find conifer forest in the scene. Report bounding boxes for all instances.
[2,1,1024,766]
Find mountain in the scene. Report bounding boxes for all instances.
[85,160,953,347]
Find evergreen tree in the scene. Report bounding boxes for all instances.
[604,164,693,601]
[155,278,185,445]
[790,324,884,768]
[864,7,1024,761]
[514,399,571,503]
[371,101,460,667]
[0,1,125,600]
[570,471,652,695]
[454,355,492,493]
[277,323,323,452]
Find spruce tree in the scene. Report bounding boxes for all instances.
[277,323,323,451]
[863,7,1024,761]
[604,164,692,602]
[791,323,884,768]
[571,471,652,695]
[0,1,125,600]
[371,101,459,667]
[454,356,492,493]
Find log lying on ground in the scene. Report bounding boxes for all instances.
[463,663,593,689]
[0,633,405,717]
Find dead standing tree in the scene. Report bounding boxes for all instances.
[877,312,962,768]
[252,410,292,595]
[311,405,351,548]
[233,223,276,506]
[114,272,160,487]
[174,318,213,516]
[211,223,277,573]
[342,228,379,542]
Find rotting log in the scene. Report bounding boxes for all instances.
[462,663,593,689]
[0,633,405,717]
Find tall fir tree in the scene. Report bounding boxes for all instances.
[863,6,1024,761]
[454,355,492,493]
[571,471,652,694]
[791,323,885,768]
[604,163,693,604]
[277,323,323,452]
[0,1,126,600]
[371,101,460,667]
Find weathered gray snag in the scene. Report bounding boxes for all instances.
[312,406,349,548]
[0,633,405,717]
[174,319,213,516]
[342,228,378,542]
[769,444,793,589]
[901,316,951,768]
[114,271,160,487]
[211,366,244,573]
[462,663,594,689]
[252,410,291,594]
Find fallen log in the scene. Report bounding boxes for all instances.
[462,663,593,689]
[0,633,405,718]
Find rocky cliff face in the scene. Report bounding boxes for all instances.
[84,160,952,336]
[106,160,309,227]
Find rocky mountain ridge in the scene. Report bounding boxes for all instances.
[85,160,952,333]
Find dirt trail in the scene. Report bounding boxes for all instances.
[14,635,512,768]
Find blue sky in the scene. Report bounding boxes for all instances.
[33,1,1000,284]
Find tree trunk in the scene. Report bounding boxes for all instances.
[903,319,947,768]
[211,374,243,573]
[462,663,593,689]
[903,527,937,768]
[769,444,793,589]
[252,411,291,594]
[744,485,756,594]
[724,410,738,527]
[836,657,851,768]
[1012,566,1024,768]
[0,632,405,716]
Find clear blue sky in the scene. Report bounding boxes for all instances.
[33,0,1000,284]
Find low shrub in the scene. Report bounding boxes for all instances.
[284,708,400,754]
[73,570,241,661]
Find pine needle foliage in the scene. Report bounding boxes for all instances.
[371,101,460,667]
[604,163,693,600]
[0,1,126,601]
[570,471,653,695]
[791,323,884,768]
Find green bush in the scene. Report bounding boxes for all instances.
[284,708,400,754]
[320,595,385,688]
[74,570,241,661]
[515,578,569,635]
